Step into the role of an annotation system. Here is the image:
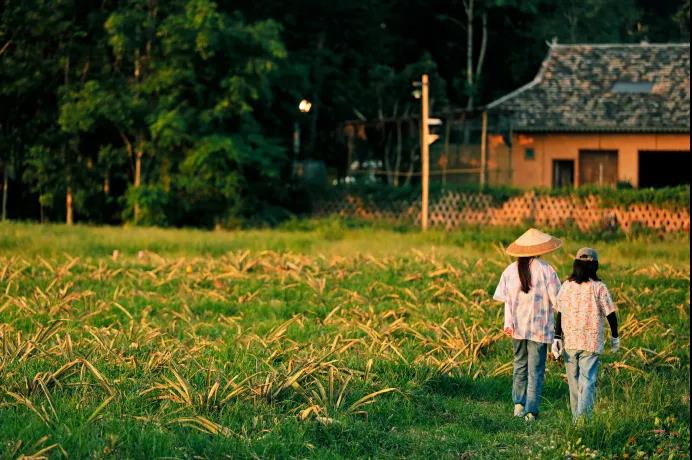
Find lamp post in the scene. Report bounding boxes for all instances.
[412,75,440,231]
[420,75,430,231]
[293,99,312,177]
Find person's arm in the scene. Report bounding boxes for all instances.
[548,268,561,308]
[553,280,565,340]
[598,283,620,351]
[554,311,563,339]
[551,284,565,359]
[606,312,618,338]
[493,272,513,336]
[550,311,564,359]
[503,303,514,336]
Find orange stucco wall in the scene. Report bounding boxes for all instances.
[508,133,691,188]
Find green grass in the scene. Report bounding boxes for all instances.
[0,221,689,459]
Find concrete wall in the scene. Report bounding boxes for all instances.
[506,133,690,188]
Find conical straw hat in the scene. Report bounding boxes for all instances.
[505,228,562,257]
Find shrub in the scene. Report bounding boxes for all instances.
[124,184,176,227]
[534,184,690,211]
[315,183,690,212]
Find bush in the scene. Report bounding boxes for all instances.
[310,182,523,208]
[534,185,690,211]
[124,184,176,227]
[314,183,690,212]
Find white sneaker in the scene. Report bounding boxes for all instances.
[513,404,525,417]
[524,413,536,422]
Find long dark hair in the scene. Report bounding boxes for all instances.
[518,257,534,293]
[568,259,601,284]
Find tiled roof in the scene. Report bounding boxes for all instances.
[486,43,690,133]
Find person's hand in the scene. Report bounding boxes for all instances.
[551,339,563,360]
[503,327,513,337]
[611,336,620,352]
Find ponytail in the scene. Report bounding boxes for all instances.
[518,257,534,293]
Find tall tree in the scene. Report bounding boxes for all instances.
[60,0,287,226]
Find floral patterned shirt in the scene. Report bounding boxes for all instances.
[556,280,617,354]
[493,258,561,344]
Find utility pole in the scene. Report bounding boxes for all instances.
[420,74,430,231]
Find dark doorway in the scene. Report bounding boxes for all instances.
[579,150,618,186]
[638,151,691,188]
[553,160,574,188]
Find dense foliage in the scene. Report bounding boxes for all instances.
[1,0,689,226]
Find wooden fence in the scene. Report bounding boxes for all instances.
[313,191,690,233]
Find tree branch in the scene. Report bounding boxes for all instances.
[475,12,488,81]
[465,0,474,110]
[466,0,474,88]
[0,40,12,57]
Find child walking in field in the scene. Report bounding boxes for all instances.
[493,228,562,421]
[551,247,620,422]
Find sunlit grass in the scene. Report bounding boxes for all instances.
[0,221,688,458]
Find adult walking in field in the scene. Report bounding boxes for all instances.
[551,247,620,422]
[493,228,562,422]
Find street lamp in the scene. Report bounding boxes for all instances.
[293,99,312,177]
[412,75,441,231]
[298,99,312,113]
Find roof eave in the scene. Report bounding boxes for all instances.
[511,126,691,134]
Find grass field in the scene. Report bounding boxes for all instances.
[0,221,689,459]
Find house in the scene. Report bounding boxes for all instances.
[486,42,690,188]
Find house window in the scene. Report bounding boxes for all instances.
[524,148,535,160]
[553,160,574,188]
[611,81,654,93]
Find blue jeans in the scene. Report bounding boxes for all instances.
[563,349,600,420]
[512,339,547,415]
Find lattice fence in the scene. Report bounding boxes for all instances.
[313,191,690,233]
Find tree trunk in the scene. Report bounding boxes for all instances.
[383,124,393,185]
[403,119,417,186]
[1,161,7,221]
[565,1,579,43]
[463,0,475,145]
[465,0,474,111]
[457,113,467,168]
[119,130,134,177]
[383,101,400,186]
[394,119,403,187]
[307,33,326,157]
[39,192,44,223]
[134,150,142,187]
[308,103,319,159]
[346,128,354,179]
[134,148,143,223]
[476,13,488,82]
[66,182,73,225]
[443,112,453,186]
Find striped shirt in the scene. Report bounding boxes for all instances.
[493,258,561,344]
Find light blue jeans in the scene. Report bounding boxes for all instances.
[512,339,547,415]
[563,349,600,420]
